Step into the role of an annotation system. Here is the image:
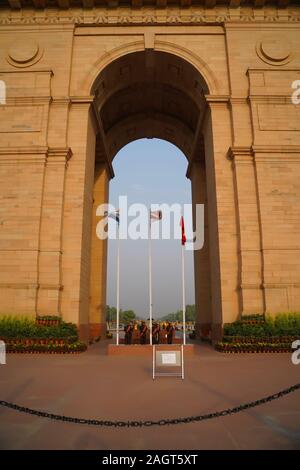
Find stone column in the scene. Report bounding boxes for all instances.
[188,158,212,340]
[89,161,110,339]
[203,96,240,340]
[60,98,97,340]
[37,147,72,316]
[228,147,264,315]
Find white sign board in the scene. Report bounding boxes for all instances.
[153,345,184,379]
[161,353,177,365]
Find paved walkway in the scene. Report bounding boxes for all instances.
[0,341,299,450]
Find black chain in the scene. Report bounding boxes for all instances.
[0,383,299,428]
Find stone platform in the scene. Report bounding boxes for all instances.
[107,343,199,356]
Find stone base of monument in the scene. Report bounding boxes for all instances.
[107,343,198,356]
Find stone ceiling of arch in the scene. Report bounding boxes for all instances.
[94,51,207,161]
[101,83,198,134]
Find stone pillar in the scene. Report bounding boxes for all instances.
[60,98,97,340]
[89,162,109,339]
[188,159,212,340]
[229,147,264,316]
[37,147,72,316]
[203,97,240,340]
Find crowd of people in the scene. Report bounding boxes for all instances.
[124,321,175,345]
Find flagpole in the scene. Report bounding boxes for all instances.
[181,237,186,346]
[149,216,153,346]
[116,223,120,346]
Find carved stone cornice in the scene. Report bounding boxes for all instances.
[0,7,299,27]
[253,145,300,163]
[0,146,48,164]
[229,145,300,164]
[227,146,254,164]
[47,147,73,166]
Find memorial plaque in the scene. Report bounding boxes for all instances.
[153,345,184,379]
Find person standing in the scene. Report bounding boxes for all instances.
[166,321,174,345]
[124,322,133,345]
[140,321,148,345]
[152,322,160,345]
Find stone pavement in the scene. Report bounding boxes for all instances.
[0,341,299,450]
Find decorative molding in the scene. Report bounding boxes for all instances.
[252,145,300,162]
[227,146,254,163]
[240,282,300,289]
[255,36,292,66]
[229,145,300,164]
[0,146,48,155]
[252,145,300,153]
[0,283,38,289]
[0,146,48,164]
[0,7,300,27]
[47,147,73,166]
[38,284,64,290]
[205,94,230,103]
[0,146,72,165]
[263,282,300,289]
[240,283,263,290]
[70,95,94,105]
[6,37,44,68]
[0,282,64,290]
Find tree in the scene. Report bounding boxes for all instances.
[106,305,136,323]
[106,305,116,322]
[159,305,196,322]
[120,310,136,323]
[186,305,196,322]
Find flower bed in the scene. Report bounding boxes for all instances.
[1,336,78,346]
[222,335,298,345]
[240,314,265,325]
[215,313,300,353]
[0,316,86,354]
[216,342,292,353]
[6,341,87,354]
[36,315,61,327]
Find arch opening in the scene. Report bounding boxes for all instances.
[88,49,216,342]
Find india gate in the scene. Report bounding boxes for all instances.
[0,0,299,342]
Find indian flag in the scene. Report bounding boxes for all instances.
[150,210,162,222]
[105,209,120,224]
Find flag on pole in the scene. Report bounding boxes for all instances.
[106,210,120,224]
[150,210,162,223]
[180,216,186,246]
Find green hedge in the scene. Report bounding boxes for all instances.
[0,316,78,340]
[223,313,300,337]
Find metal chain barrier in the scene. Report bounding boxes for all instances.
[0,383,299,428]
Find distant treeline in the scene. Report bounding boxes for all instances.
[160,305,196,322]
[106,304,196,323]
[106,306,136,323]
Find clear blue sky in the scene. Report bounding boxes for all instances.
[106,138,195,319]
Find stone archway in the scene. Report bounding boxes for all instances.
[84,49,223,342]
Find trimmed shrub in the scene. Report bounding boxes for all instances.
[0,316,78,341]
[223,313,300,338]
